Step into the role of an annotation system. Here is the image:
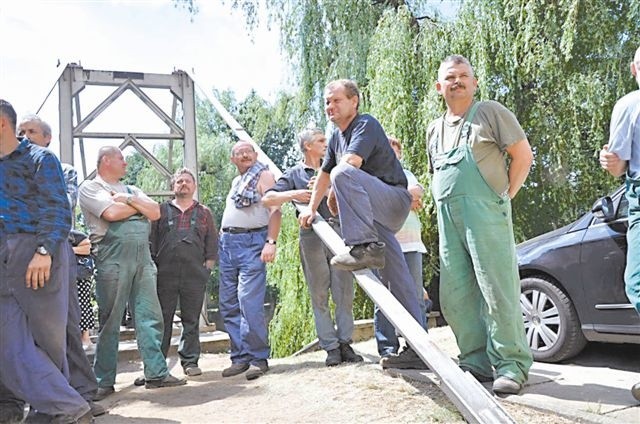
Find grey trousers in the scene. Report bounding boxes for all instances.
[330,162,425,327]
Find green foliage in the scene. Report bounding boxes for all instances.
[174,0,639,356]
[267,204,316,357]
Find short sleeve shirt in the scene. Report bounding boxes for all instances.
[268,162,333,219]
[607,90,640,178]
[322,114,407,188]
[427,100,527,195]
[79,175,147,243]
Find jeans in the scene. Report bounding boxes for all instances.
[299,224,354,351]
[218,230,270,365]
[375,251,427,356]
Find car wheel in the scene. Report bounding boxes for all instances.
[520,276,587,362]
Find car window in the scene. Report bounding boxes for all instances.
[617,195,629,219]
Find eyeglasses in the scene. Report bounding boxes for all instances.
[233,149,255,157]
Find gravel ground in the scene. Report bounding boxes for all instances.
[92,327,582,423]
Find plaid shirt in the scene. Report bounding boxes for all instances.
[0,138,71,254]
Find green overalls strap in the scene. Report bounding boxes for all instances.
[93,215,168,387]
[430,101,532,384]
[624,175,640,312]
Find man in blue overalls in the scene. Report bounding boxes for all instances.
[599,46,640,401]
[427,55,534,395]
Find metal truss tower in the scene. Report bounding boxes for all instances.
[57,63,197,197]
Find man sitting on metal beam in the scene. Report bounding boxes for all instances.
[298,79,427,369]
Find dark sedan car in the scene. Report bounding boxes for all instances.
[517,186,640,362]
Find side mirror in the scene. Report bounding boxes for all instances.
[592,196,615,221]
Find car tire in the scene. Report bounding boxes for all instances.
[520,276,587,363]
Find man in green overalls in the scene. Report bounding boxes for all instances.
[427,55,534,395]
[79,146,186,401]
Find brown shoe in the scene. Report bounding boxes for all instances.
[246,360,269,380]
[145,373,187,389]
[222,363,250,377]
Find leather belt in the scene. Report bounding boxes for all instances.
[221,226,268,234]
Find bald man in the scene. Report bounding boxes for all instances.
[218,141,281,380]
[79,146,186,400]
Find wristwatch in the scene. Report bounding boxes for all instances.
[266,239,277,245]
[36,245,50,256]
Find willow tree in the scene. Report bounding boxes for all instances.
[416,0,640,239]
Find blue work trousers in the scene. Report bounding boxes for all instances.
[0,234,89,419]
[218,230,270,365]
[299,224,355,351]
[330,162,425,327]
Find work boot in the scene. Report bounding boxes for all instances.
[145,374,187,389]
[0,402,24,423]
[330,242,385,271]
[379,346,428,370]
[222,363,250,377]
[246,360,269,380]
[184,366,202,376]
[492,376,523,395]
[88,402,106,417]
[93,386,115,401]
[340,342,363,363]
[631,382,640,401]
[133,375,146,386]
[325,348,342,367]
[51,409,94,424]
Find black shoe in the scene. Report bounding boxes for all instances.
[325,348,342,367]
[379,347,428,370]
[93,386,115,401]
[246,360,269,380]
[51,409,94,424]
[460,365,493,383]
[339,342,363,363]
[330,242,385,271]
[133,375,146,386]
[222,363,250,377]
[88,401,106,417]
[0,402,24,424]
[145,374,187,389]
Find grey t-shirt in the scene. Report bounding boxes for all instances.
[427,100,527,195]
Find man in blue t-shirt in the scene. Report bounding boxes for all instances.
[299,79,427,369]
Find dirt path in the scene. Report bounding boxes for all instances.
[95,328,576,423]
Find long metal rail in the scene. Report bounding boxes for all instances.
[207,93,516,423]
